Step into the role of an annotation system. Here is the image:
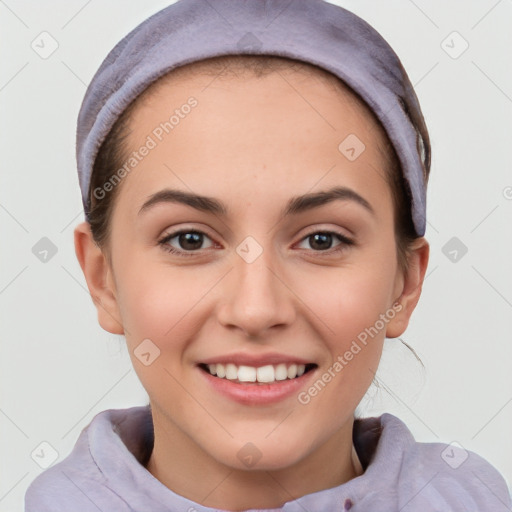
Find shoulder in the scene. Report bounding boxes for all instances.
[24,407,145,512]
[380,414,512,511]
[24,463,127,512]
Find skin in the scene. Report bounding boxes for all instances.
[74,63,429,510]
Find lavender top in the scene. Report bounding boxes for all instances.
[25,405,511,511]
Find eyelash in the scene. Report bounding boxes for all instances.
[157,229,355,257]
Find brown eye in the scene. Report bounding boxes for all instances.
[175,232,204,250]
[159,230,215,256]
[297,231,354,253]
[308,233,334,251]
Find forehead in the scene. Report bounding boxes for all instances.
[114,57,393,218]
[135,56,388,137]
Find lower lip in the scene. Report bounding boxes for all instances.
[198,366,317,405]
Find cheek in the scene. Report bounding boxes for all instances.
[116,262,214,344]
[292,272,390,432]
[114,264,214,403]
[296,259,398,347]
[292,248,398,397]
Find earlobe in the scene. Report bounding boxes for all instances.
[73,221,124,335]
[386,237,430,338]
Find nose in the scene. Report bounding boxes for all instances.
[216,243,296,338]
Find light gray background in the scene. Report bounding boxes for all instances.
[1,0,511,509]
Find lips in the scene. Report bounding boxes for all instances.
[196,352,318,404]
[197,352,317,386]
[200,352,314,367]
[197,359,318,405]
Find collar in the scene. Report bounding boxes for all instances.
[88,405,414,511]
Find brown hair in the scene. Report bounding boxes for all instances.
[87,55,430,272]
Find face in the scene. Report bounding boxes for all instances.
[94,65,411,472]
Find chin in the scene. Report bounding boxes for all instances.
[206,436,316,472]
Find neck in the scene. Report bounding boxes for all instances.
[145,409,362,510]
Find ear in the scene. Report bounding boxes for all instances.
[73,221,124,335]
[386,237,429,338]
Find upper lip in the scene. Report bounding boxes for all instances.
[199,352,315,367]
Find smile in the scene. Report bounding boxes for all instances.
[199,362,316,384]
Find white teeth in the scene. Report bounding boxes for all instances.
[256,365,275,383]
[275,363,288,381]
[238,365,257,382]
[204,362,311,383]
[287,364,297,379]
[216,364,225,378]
[225,363,238,380]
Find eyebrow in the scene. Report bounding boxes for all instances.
[138,186,374,218]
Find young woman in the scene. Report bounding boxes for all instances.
[25,0,511,510]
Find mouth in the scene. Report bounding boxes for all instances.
[198,362,317,385]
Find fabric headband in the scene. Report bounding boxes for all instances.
[76,0,429,236]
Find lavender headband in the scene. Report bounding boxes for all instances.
[76,0,429,236]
